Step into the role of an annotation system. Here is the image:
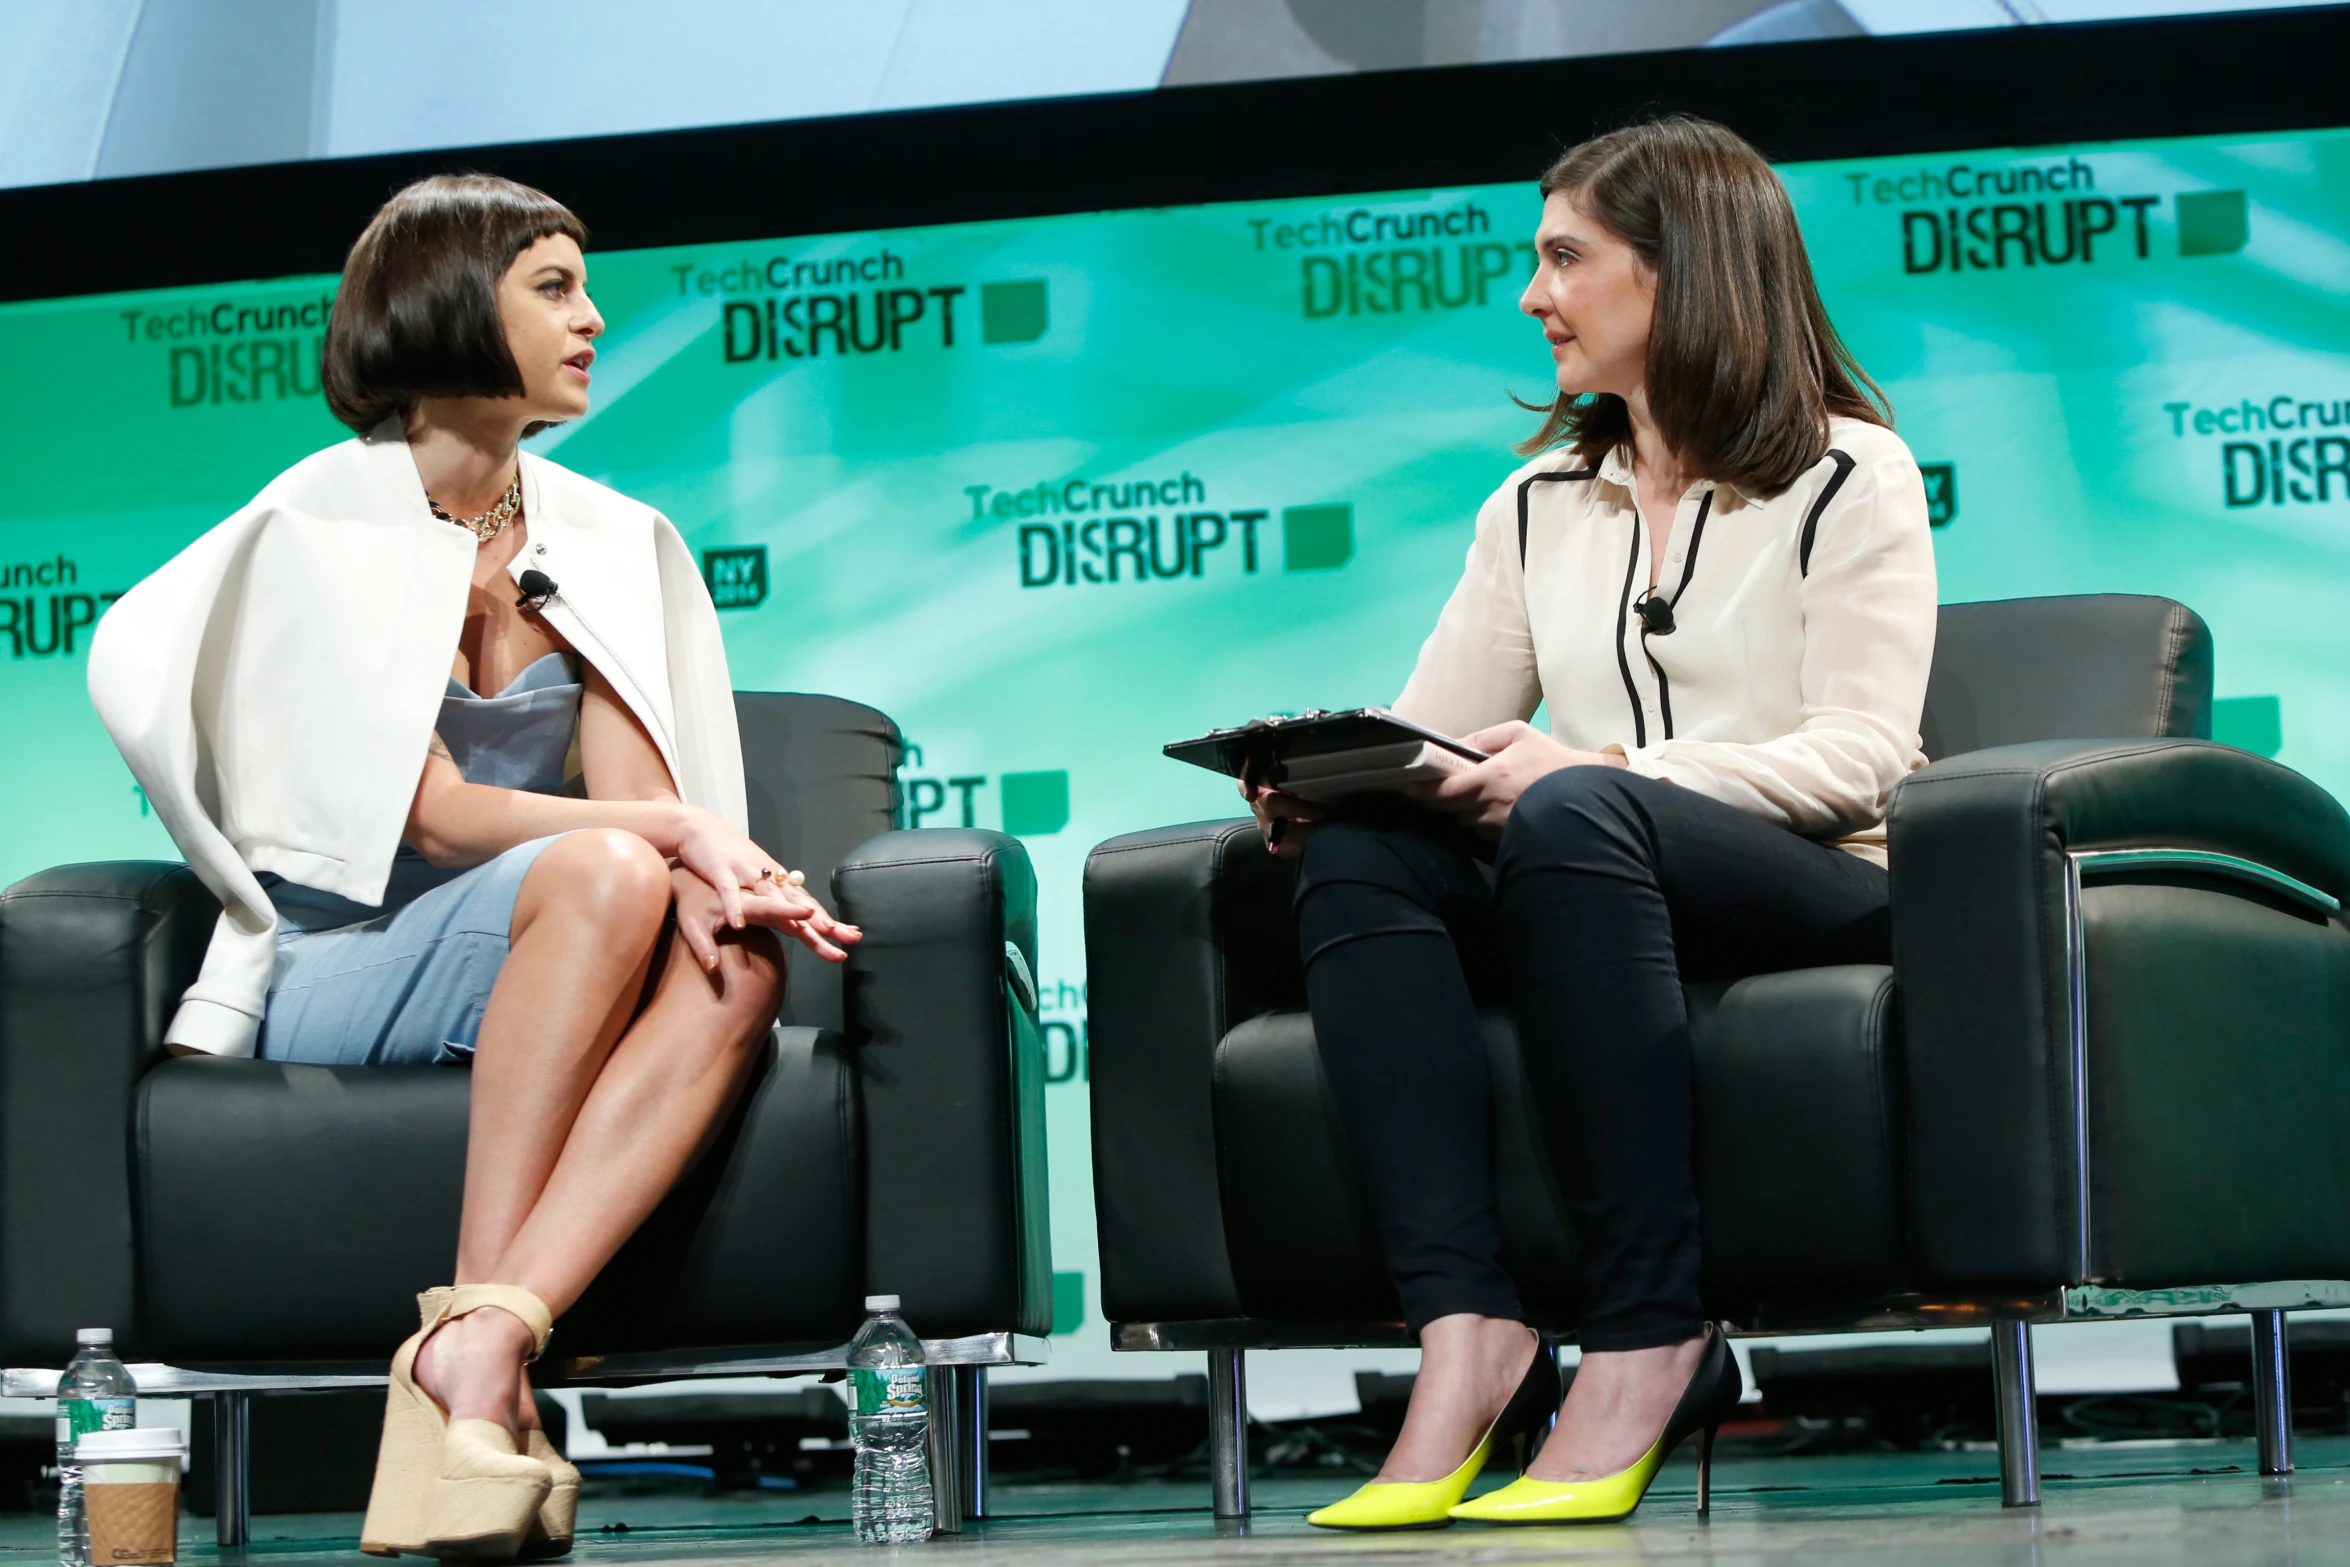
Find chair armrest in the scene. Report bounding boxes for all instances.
[1083,819,1302,1326]
[832,829,1050,1339]
[0,863,216,1363]
[1889,739,2350,1288]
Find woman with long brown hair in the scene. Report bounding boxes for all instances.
[1246,116,1936,1528]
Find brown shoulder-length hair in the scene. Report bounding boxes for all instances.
[322,174,588,435]
[1517,116,1887,496]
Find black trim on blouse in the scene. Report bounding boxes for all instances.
[1798,450,1857,577]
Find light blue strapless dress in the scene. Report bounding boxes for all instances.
[256,653,585,1067]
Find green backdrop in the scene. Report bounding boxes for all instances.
[2,125,2343,1374]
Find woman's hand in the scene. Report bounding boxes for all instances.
[670,807,863,964]
[1239,760,1323,859]
[1407,720,1625,833]
[671,807,778,927]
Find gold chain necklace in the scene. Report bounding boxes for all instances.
[428,472,522,543]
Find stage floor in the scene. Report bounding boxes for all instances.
[13,1435,2347,1564]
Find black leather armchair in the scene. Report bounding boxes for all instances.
[1085,595,2350,1514]
[0,694,1051,1538]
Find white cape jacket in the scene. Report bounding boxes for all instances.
[87,426,745,1057]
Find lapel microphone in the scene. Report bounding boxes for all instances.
[514,569,559,612]
[1635,588,1676,636]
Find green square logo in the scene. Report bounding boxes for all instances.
[1283,503,1354,571]
[1000,769,1069,835]
[2177,190,2249,257]
[1919,464,1958,529]
[1050,1270,1085,1335]
[2212,695,2282,758]
[700,546,768,609]
[981,280,1050,344]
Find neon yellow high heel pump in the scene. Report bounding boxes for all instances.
[1448,1322,1742,1526]
[1307,1332,1558,1530]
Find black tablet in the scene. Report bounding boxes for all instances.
[1163,707,1488,786]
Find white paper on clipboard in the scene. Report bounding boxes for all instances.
[1273,739,1479,802]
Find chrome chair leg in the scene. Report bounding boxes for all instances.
[926,1365,966,1532]
[957,1365,990,1519]
[214,1390,251,1547]
[2252,1309,2294,1477]
[1208,1349,1249,1519]
[1991,1321,2040,1508]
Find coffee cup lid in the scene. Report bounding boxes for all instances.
[74,1427,187,1464]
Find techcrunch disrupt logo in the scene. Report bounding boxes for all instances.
[119,294,335,408]
[695,247,1050,360]
[1,554,125,659]
[1248,201,1495,250]
[902,767,1070,836]
[1848,157,2248,272]
[973,472,1354,587]
[1248,199,1532,319]
[673,251,909,296]
[2165,395,2350,506]
[897,738,1070,838]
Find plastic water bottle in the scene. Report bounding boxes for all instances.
[55,1328,135,1567]
[848,1295,933,1544]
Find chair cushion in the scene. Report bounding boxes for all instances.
[1689,966,1909,1314]
[136,1027,861,1363]
[1208,965,1908,1333]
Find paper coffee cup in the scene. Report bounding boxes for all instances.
[75,1426,186,1566]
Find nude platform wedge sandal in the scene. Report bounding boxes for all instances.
[518,1430,580,1560]
[411,1288,580,1559]
[360,1284,556,1559]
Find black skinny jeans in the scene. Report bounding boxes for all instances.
[1293,766,1890,1351]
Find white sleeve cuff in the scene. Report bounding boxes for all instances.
[163,997,261,1058]
[1608,743,1669,781]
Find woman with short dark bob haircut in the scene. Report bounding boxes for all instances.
[91,175,856,1559]
[1247,117,1936,1528]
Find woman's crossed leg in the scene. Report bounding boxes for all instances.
[413,829,787,1426]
